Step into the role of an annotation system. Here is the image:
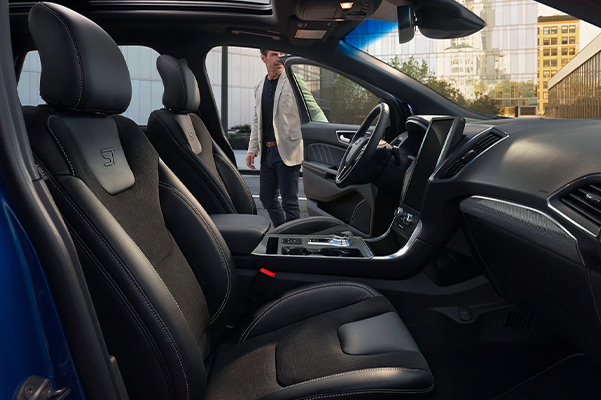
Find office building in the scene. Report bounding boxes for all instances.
[537,15,579,115]
[547,33,601,118]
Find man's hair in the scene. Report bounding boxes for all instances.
[260,49,268,56]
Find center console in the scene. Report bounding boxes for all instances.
[253,233,373,258]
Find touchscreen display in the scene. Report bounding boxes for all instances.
[402,117,463,211]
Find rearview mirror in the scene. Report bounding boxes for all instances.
[398,0,485,43]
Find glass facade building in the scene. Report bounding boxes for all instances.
[547,33,601,118]
[346,0,539,115]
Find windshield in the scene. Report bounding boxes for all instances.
[345,0,601,118]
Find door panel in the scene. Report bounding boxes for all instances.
[301,121,377,235]
[286,58,398,236]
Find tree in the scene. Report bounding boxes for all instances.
[467,92,501,115]
[389,56,503,115]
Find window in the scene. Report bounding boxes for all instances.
[561,37,568,45]
[569,36,576,44]
[18,46,163,125]
[543,92,548,99]
[561,26,568,34]
[562,47,568,56]
[543,27,550,35]
[569,48,576,55]
[543,49,550,57]
[543,60,550,67]
[562,58,569,66]
[543,71,550,78]
[550,26,557,34]
[543,38,550,46]
[551,59,557,67]
[290,64,378,125]
[543,81,548,89]
[569,25,576,33]
[551,37,557,45]
[550,48,557,56]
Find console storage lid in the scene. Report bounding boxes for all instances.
[211,214,271,255]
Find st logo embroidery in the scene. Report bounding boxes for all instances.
[101,148,116,167]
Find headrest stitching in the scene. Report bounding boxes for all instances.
[162,56,187,111]
[39,3,84,108]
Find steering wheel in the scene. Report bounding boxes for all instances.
[336,103,390,188]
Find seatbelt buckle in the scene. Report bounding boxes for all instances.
[250,268,276,305]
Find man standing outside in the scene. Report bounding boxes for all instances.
[246,49,303,227]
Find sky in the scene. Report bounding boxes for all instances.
[538,4,601,50]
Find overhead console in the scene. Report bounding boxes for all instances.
[289,0,379,43]
[294,0,378,21]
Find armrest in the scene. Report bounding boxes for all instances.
[210,214,271,255]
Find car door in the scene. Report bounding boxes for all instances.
[284,57,405,236]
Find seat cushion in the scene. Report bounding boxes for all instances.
[206,284,433,400]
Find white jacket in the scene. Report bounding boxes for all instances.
[248,72,303,166]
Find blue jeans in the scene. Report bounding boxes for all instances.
[260,147,301,227]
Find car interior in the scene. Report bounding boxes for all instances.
[3,0,601,399]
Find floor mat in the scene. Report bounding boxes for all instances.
[491,353,601,400]
[424,345,600,400]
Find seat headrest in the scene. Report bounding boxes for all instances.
[157,55,201,113]
[28,2,131,114]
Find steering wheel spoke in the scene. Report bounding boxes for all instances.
[335,103,390,188]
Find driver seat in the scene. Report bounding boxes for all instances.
[146,54,356,235]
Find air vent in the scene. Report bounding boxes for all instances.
[560,184,601,227]
[439,130,505,179]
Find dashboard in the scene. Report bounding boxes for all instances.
[405,115,601,362]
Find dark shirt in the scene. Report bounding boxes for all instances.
[261,76,278,145]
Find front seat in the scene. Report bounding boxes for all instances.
[147,54,358,235]
[23,2,433,400]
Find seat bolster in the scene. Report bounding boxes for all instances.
[260,367,434,400]
[213,150,257,214]
[49,174,207,400]
[158,160,236,332]
[147,111,237,214]
[272,216,363,236]
[237,282,382,343]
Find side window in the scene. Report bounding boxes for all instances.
[290,64,379,125]
[17,46,162,125]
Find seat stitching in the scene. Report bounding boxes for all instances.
[489,353,586,400]
[239,283,377,342]
[159,181,231,325]
[163,56,187,111]
[277,367,426,392]
[214,152,256,213]
[69,227,176,395]
[299,388,434,399]
[39,3,84,107]
[44,173,190,400]
[47,116,75,175]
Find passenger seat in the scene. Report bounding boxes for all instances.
[147,54,358,235]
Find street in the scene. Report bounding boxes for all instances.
[236,149,309,221]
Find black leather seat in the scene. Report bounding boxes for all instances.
[23,3,433,400]
[147,54,357,235]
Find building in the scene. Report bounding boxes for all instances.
[537,15,579,115]
[345,0,539,115]
[547,33,601,118]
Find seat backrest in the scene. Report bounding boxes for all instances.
[147,54,257,215]
[24,3,236,399]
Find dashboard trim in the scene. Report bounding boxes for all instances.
[461,195,585,266]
